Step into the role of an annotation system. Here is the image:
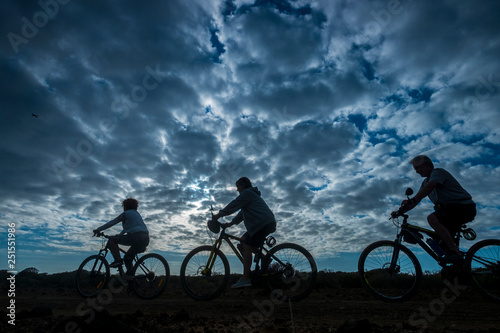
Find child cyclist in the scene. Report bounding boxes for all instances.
[93,198,149,277]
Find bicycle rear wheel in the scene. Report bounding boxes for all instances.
[76,255,110,297]
[263,243,317,302]
[465,239,500,302]
[358,240,422,302]
[131,253,170,299]
[180,245,230,301]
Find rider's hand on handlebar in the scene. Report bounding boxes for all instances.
[92,230,101,237]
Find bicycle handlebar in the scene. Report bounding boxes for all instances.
[93,231,110,238]
[391,208,405,219]
[390,202,410,220]
[390,187,414,219]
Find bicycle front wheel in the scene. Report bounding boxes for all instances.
[131,253,170,299]
[358,240,422,302]
[75,255,110,297]
[180,245,230,301]
[465,239,500,302]
[263,243,317,302]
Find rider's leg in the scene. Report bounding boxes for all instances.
[238,234,252,281]
[107,238,122,262]
[123,232,149,275]
[240,222,276,280]
[427,213,460,255]
[241,243,255,281]
[123,250,135,274]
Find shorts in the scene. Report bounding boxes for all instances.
[432,202,476,233]
[110,231,150,261]
[242,221,276,248]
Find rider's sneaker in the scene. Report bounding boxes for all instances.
[231,278,252,289]
[109,259,123,268]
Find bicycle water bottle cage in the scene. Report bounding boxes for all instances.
[463,228,476,241]
[266,236,276,247]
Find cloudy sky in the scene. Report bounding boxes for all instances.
[1,0,500,274]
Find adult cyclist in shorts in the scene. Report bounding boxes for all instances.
[396,155,476,262]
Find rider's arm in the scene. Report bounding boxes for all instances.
[413,180,437,203]
[213,191,251,220]
[215,211,243,227]
[402,180,438,212]
[95,212,125,232]
[229,211,243,226]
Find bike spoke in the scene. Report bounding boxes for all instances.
[75,255,109,298]
[132,254,169,299]
[264,243,317,302]
[180,246,230,301]
[468,240,500,302]
[359,241,421,301]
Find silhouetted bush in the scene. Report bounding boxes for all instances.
[0,268,452,293]
[315,270,362,289]
[315,269,447,290]
[20,267,39,274]
[0,269,78,291]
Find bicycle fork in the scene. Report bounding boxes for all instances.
[93,249,108,272]
[204,239,223,276]
[389,240,403,273]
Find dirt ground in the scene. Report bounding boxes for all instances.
[5,277,500,333]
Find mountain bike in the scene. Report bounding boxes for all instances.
[75,232,170,299]
[180,207,317,301]
[358,188,500,302]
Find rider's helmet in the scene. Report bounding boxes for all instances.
[207,219,221,233]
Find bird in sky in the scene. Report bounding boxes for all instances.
[32,113,38,118]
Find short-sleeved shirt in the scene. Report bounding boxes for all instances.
[421,168,473,205]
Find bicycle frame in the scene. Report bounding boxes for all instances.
[393,214,467,267]
[203,226,276,276]
[96,237,141,274]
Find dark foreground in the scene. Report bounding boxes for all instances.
[3,275,500,333]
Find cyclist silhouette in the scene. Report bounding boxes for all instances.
[396,155,476,261]
[212,177,276,288]
[93,198,150,276]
